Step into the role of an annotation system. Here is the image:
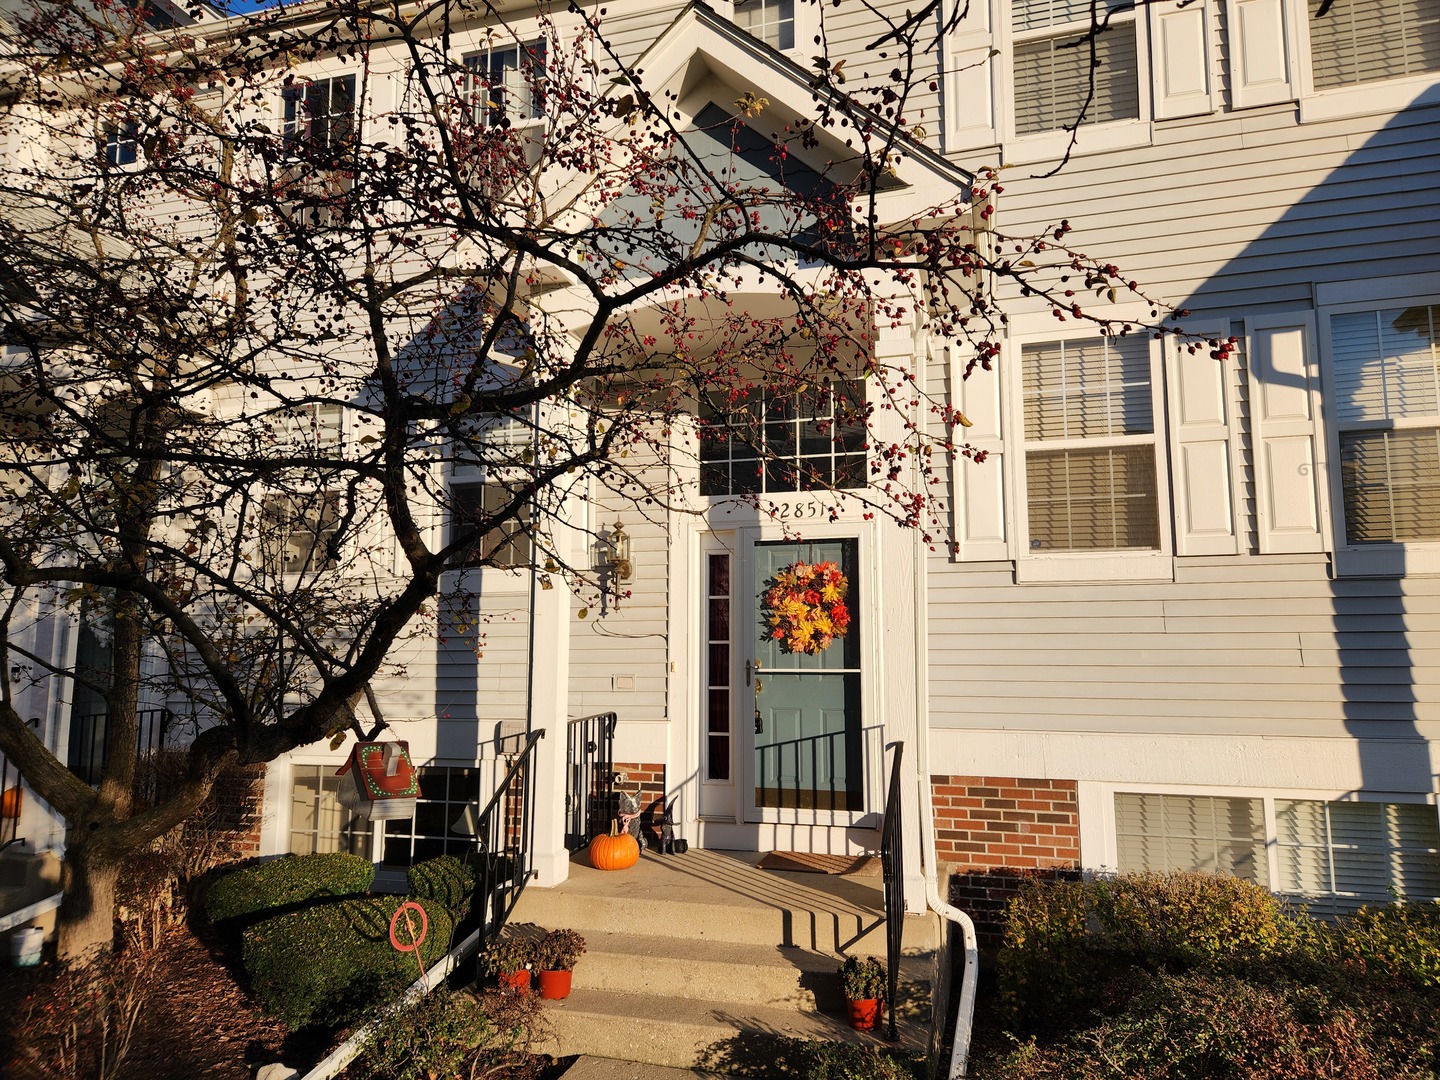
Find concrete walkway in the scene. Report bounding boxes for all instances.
[560,1056,737,1080]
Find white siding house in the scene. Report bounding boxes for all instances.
[5,0,1440,938]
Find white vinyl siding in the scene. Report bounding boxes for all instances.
[1021,337,1160,551]
[1276,798,1440,914]
[1330,305,1440,544]
[1116,792,1269,882]
[1307,0,1440,91]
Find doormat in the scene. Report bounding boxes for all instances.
[757,851,881,876]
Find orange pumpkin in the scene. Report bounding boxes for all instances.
[588,819,640,871]
[0,786,20,820]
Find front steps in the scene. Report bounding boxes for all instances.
[507,849,938,1073]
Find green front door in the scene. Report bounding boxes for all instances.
[748,538,862,815]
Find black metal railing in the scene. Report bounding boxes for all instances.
[468,729,545,945]
[754,725,883,812]
[565,712,616,850]
[68,708,171,785]
[879,741,905,1042]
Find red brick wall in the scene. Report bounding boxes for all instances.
[932,774,1081,949]
[614,761,667,843]
[210,763,266,857]
[932,774,1080,870]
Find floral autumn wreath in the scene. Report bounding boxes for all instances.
[761,560,851,655]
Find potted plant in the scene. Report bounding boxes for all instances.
[838,956,886,1030]
[535,928,586,1000]
[481,937,535,993]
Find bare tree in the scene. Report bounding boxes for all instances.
[0,0,1190,959]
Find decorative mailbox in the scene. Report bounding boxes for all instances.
[336,741,419,821]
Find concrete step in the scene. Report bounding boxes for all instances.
[569,931,843,1009]
[534,987,927,1074]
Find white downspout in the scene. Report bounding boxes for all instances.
[913,326,978,1079]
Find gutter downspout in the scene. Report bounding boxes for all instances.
[913,324,979,1079]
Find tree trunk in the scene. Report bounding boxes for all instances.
[57,836,121,963]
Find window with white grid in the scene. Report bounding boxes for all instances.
[289,764,369,856]
[1021,336,1160,551]
[382,766,482,868]
[1330,304,1440,544]
[733,0,795,50]
[1276,799,1440,914]
[282,76,356,153]
[1010,0,1140,136]
[462,43,545,127]
[1308,0,1440,91]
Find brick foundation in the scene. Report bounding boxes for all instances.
[932,774,1081,948]
[208,763,266,857]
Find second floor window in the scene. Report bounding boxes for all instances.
[102,121,139,167]
[1308,0,1440,91]
[283,75,356,152]
[263,491,341,574]
[733,0,795,50]
[1011,0,1139,136]
[462,43,545,127]
[1021,336,1159,551]
[451,481,532,568]
[1331,304,1440,544]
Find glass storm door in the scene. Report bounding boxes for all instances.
[747,537,862,817]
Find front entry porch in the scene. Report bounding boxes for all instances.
[507,847,939,1072]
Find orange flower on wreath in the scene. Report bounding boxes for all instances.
[761,560,851,655]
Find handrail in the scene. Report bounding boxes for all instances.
[879,741,905,1041]
[565,712,616,849]
[468,728,544,945]
[68,707,171,784]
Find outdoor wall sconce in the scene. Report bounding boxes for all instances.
[594,519,634,584]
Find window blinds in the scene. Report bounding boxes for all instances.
[1013,20,1140,135]
[1308,0,1440,90]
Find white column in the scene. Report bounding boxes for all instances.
[528,568,573,888]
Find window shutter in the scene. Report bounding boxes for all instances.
[948,40,997,149]
[1246,313,1327,554]
[1150,0,1213,119]
[1227,0,1292,108]
[952,346,1009,560]
[1166,324,1238,555]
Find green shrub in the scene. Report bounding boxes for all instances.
[242,896,453,1029]
[976,971,1392,1080]
[352,988,492,1080]
[406,855,476,915]
[1336,902,1440,989]
[997,871,1289,1034]
[204,852,374,926]
[792,1041,923,1080]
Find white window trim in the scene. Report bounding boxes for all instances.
[1295,0,1440,124]
[1318,288,1440,576]
[990,0,1155,162]
[459,40,547,132]
[1006,328,1176,583]
[1096,781,1440,907]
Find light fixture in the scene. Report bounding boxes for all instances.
[594,519,634,584]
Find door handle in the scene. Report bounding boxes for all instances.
[745,659,751,687]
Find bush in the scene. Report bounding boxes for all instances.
[204,852,374,926]
[406,855,476,916]
[1336,902,1440,989]
[352,988,491,1080]
[976,972,1393,1080]
[997,871,1287,1034]
[792,1041,922,1080]
[353,986,545,1080]
[242,896,453,1029]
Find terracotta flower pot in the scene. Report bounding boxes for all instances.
[846,997,880,1031]
[538,969,573,1000]
[498,969,531,993]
